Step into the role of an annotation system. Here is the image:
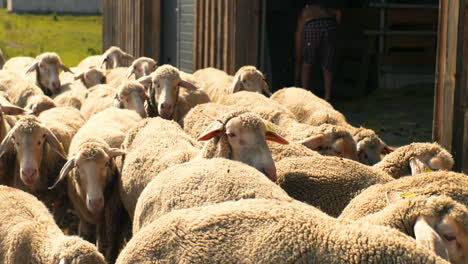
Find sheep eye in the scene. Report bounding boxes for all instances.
[444,234,456,241]
[37,141,41,145]
[227,133,236,138]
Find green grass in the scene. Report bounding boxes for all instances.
[0,9,102,66]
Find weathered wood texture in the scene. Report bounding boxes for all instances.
[194,0,260,74]
[433,0,468,172]
[102,0,161,61]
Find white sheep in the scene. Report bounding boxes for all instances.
[271,87,393,165]
[79,84,115,119]
[0,185,106,264]
[138,64,210,122]
[61,67,106,89]
[50,107,142,263]
[194,66,271,103]
[78,46,134,70]
[133,158,293,233]
[3,52,72,95]
[126,56,157,79]
[105,67,129,87]
[116,199,447,264]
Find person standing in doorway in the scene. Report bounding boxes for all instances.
[294,0,342,101]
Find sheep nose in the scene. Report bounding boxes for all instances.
[87,198,104,215]
[160,104,172,118]
[261,167,277,183]
[53,81,61,92]
[21,168,37,185]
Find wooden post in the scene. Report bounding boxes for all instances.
[433,0,468,172]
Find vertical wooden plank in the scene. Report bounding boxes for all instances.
[216,0,223,68]
[203,0,210,67]
[228,0,235,74]
[193,0,199,70]
[222,0,228,71]
[209,0,216,67]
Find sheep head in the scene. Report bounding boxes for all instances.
[386,193,468,264]
[74,68,106,88]
[139,64,198,120]
[0,115,67,187]
[126,57,157,79]
[100,46,134,70]
[229,66,271,96]
[354,128,393,165]
[52,142,125,216]
[25,52,72,95]
[24,95,56,116]
[52,236,106,264]
[198,111,288,183]
[114,81,148,118]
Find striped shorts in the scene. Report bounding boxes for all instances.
[302,18,337,71]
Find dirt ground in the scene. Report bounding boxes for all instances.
[333,83,434,148]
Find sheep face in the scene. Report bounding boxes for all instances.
[409,149,454,175]
[75,68,106,88]
[153,77,180,119]
[357,137,392,165]
[57,144,125,216]
[0,117,67,186]
[230,67,271,96]
[24,95,56,116]
[100,46,134,70]
[114,82,148,118]
[53,236,106,264]
[26,53,72,95]
[300,134,358,161]
[199,114,288,182]
[435,217,468,264]
[127,57,157,79]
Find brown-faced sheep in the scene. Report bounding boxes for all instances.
[116,199,448,264]
[0,185,106,264]
[50,107,142,263]
[183,101,358,161]
[3,52,72,95]
[120,110,288,218]
[133,158,293,233]
[138,64,210,122]
[0,71,56,115]
[0,107,84,224]
[275,155,393,217]
[355,194,468,264]
[373,142,454,178]
[194,66,271,103]
[339,171,468,220]
[271,87,393,165]
[126,57,157,80]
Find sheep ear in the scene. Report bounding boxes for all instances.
[49,157,75,190]
[385,191,404,204]
[414,216,450,261]
[261,78,272,96]
[138,76,153,96]
[126,66,135,79]
[1,105,26,115]
[74,72,85,82]
[121,52,135,62]
[107,148,126,158]
[179,80,198,90]
[229,74,243,93]
[0,128,15,159]
[198,120,224,141]
[61,64,73,73]
[113,94,123,108]
[43,127,68,160]
[409,157,432,175]
[100,57,108,69]
[381,141,394,154]
[25,61,39,74]
[264,123,288,144]
[298,134,325,150]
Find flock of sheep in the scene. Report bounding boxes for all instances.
[0,46,465,264]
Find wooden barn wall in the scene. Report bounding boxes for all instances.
[102,0,161,61]
[433,0,468,173]
[179,0,195,72]
[194,0,260,74]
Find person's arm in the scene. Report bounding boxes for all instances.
[335,10,342,24]
[294,10,306,86]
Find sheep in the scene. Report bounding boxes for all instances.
[184,100,358,161]
[105,67,129,87]
[61,67,106,89]
[116,198,448,264]
[3,52,72,95]
[0,48,4,69]
[52,81,88,110]
[194,66,272,103]
[77,47,134,70]
[0,185,106,264]
[79,84,115,119]
[355,194,468,264]
[138,64,210,122]
[0,71,56,115]
[373,142,454,178]
[0,107,85,224]
[271,87,393,165]
[50,107,142,263]
[339,171,468,221]
[133,158,294,233]
[126,56,157,79]
[119,110,288,218]
[275,155,393,217]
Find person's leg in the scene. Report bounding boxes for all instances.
[301,63,312,91]
[323,68,333,101]
[321,20,337,101]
